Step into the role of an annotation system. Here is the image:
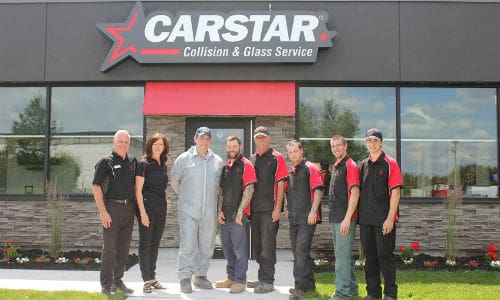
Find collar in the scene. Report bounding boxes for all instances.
[291,159,306,173]
[226,154,243,166]
[146,157,160,164]
[112,151,128,161]
[334,155,348,167]
[257,147,273,158]
[369,151,385,163]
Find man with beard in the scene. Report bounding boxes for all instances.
[215,136,256,294]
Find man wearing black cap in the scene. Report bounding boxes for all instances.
[247,126,289,294]
[358,128,403,300]
[171,126,224,293]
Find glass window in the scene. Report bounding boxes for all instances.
[298,87,397,164]
[0,87,47,194]
[401,88,498,198]
[50,87,144,194]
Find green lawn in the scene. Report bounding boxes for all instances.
[0,271,499,300]
[305,270,500,300]
[0,289,127,300]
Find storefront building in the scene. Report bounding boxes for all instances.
[0,0,499,256]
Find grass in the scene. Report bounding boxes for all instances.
[0,289,127,300]
[0,270,499,299]
[304,270,500,299]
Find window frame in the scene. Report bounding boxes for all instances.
[296,82,500,203]
[0,82,145,201]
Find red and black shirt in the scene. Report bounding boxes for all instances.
[286,159,323,225]
[329,156,360,223]
[220,155,257,219]
[358,151,403,226]
[250,148,288,213]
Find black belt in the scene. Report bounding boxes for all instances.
[106,198,129,205]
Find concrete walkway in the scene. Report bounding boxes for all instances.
[0,248,296,299]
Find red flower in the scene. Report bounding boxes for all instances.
[488,244,497,252]
[492,253,499,261]
[7,240,14,244]
[4,247,10,253]
[411,242,420,251]
[73,258,81,264]
[399,245,406,252]
[467,260,478,268]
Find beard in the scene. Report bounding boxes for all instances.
[227,151,240,159]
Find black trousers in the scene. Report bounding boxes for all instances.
[137,205,167,281]
[359,224,397,299]
[251,211,279,284]
[289,222,316,291]
[100,202,135,289]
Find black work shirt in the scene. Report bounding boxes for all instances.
[358,152,403,226]
[220,155,256,219]
[136,157,169,208]
[287,160,323,225]
[92,151,136,200]
[329,156,360,223]
[250,148,288,213]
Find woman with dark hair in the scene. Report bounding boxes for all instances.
[135,133,170,293]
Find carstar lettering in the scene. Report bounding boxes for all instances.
[144,14,319,43]
[97,1,336,71]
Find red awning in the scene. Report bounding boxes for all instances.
[144,82,295,115]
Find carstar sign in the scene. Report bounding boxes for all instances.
[97,1,336,71]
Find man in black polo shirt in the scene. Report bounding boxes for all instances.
[92,130,136,295]
[358,129,403,300]
[247,126,288,294]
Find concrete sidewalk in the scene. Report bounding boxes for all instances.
[0,248,295,299]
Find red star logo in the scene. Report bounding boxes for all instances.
[320,32,328,41]
[105,12,138,63]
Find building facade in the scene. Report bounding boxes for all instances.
[0,0,499,256]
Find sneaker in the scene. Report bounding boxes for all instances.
[101,288,111,295]
[194,275,214,290]
[215,278,235,288]
[229,282,246,294]
[289,287,305,298]
[180,278,192,293]
[254,282,274,293]
[111,281,134,294]
[247,280,259,288]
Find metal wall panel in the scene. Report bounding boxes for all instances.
[0,3,46,82]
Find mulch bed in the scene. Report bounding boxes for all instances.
[313,253,500,273]
[0,249,138,271]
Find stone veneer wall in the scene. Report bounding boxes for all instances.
[0,114,499,257]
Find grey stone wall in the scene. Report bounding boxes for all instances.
[1,199,499,257]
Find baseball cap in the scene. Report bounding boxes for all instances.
[365,128,383,141]
[195,126,211,137]
[253,126,270,137]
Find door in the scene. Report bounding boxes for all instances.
[186,118,253,158]
[186,117,253,258]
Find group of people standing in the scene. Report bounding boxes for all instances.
[91,126,402,300]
